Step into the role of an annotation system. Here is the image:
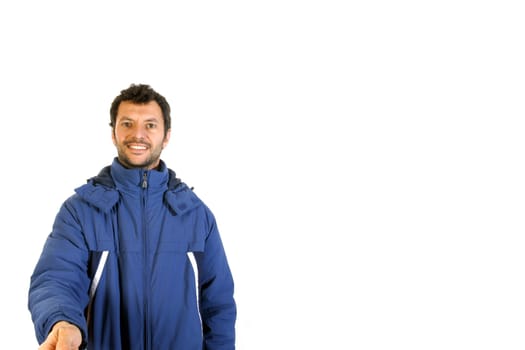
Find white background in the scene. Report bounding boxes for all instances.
[1,1,524,349]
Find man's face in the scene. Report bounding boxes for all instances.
[112,100,171,169]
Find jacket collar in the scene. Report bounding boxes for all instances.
[110,158,168,191]
[90,158,181,190]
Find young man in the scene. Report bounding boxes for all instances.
[28,84,236,349]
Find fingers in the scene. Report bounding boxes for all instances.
[38,330,58,350]
[39,321,82,350]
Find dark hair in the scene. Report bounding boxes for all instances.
[110,84,171,136]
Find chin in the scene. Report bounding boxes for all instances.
[118,156,150,169]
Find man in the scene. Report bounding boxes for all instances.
[28,84,237,349]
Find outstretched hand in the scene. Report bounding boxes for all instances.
[39,321,82,350]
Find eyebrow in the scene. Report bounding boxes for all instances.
[118,116,161,123]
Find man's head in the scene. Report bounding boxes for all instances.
[110,84,171,137]
[110,84,172,169]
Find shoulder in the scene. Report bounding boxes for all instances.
[164,181,209,216]
[72,165,119,213]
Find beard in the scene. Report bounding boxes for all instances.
[116,140,165,170]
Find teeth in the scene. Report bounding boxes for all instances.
[130,145,146,150]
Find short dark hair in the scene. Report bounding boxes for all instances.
[110,84,171,136]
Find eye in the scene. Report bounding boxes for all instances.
[146,123,157,129]
[120,121,133,128]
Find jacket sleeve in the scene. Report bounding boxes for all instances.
[195,209,237,350]
[28,199,90,345]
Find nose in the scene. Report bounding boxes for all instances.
[131,124,148,139]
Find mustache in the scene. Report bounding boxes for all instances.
[124,139,150,147]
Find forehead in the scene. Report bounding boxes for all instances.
[117,101,163,122]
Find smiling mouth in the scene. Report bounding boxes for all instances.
[129,144,147,150]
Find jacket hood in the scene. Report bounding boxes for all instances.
[74,158,199,215]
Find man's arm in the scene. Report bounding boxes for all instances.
[28,201,91,346]
[196,210,237,350]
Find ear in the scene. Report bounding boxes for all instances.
[111,128,117,146]
[162,129,171,149]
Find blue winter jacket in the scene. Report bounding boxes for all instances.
[28,158,236,349]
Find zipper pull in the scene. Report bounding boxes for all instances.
[142,171,148,189]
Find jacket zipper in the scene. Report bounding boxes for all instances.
[142,171,148,189]
[141,170,151,350]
